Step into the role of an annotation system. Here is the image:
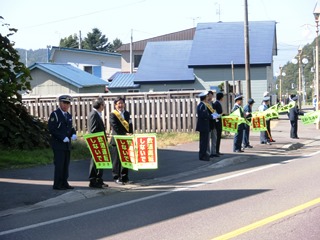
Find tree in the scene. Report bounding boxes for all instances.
[0,17,49,149]
[59,34,80,48]
[276,40,316,102]
[83,28,110,51]
[109,38,122,52]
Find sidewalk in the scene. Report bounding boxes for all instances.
[1,113,320,217]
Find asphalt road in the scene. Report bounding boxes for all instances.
[1,142,320,240]
[1,113,320,239]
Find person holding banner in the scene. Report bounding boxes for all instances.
[242,98,255,149]
[259,96,272,145]
[206,91,219,158]
[212,92,225,155]
[288,95,303,139]
[88,97,109,188]
[196,91,211,161]
[263,91,275,142]
[231,94,245,152]
[48,95,77,190]
[110,97,133,184]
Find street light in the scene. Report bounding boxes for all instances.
[314,1,320,129]
[278,66,286,103]
[301,58,309,104]
[291,47,308,108]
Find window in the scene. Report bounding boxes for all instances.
[127,89,140,92]
[134,55,142,68]
[84,66,92,74]
[84,66,102,78]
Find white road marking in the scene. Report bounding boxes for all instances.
[1,151,320,236]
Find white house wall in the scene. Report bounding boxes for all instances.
[29,69,105,95]
[121,50,144,72]
[194,66,274,107]
[51,50,121,81]
[29,69,79,95]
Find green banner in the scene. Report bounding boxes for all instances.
[221,116,239,133]
[83,132,112,169]
[264,109,279,120]
[277,102,295,113]
[251,115,267,132]
[114,134,158,171]
[301,110,320,125]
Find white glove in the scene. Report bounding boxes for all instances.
[71,134,77,141]
[63,137,70,143]
[211,113,220,119]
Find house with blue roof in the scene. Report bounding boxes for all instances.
[107,72,140,92]
[49,46,121,81]
[134,40,200,92]
[189,21,277,105]
[27,63,108,95]
[128,21,277,105]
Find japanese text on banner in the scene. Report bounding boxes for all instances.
[83,132,112,169]
[114,134,158,171]
[251,115,267,131]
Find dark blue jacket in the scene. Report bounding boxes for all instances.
[196,102,210,132]
[48,108,76,150]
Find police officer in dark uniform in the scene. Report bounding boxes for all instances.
[48,95,76,190]
[242,98,255,149]
[288,95,302,139]
[196,91,210,161]
[231,94,245,152]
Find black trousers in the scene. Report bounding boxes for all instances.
[89,159,104,183]
[233,123,244,151]
[53,149,70,188]
[216,125,222,154]
[290,120,298,138]
[111,145,129,181]
[242,124,250,147]
[199,131,209,159]
[266,120,272,140]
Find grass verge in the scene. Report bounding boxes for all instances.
[0,132,199,169]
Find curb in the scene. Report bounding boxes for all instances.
[0,138,316,218]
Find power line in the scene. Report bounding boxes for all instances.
[20,0,146,30]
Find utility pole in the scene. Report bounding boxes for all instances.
[244,0,251,101]
[79,30,82,49]
[130,29,133,73]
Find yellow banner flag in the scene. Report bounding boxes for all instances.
[277,102,295,113]
[301,110,320,125]
[251,115,267,132]
[221,116,238,133]
[114,134,158,171]
[83,132,112,169]
[229,108,246,124]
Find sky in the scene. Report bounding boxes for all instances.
[0,0,318,73]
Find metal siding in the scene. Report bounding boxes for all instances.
[189,21,276,66]
[108,73,139,88]
[29,69,79,95]
[194,67,267,81]
[134,41,194,82]
[117,28,196,52]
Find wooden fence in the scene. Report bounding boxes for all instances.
[22,91,207,134]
